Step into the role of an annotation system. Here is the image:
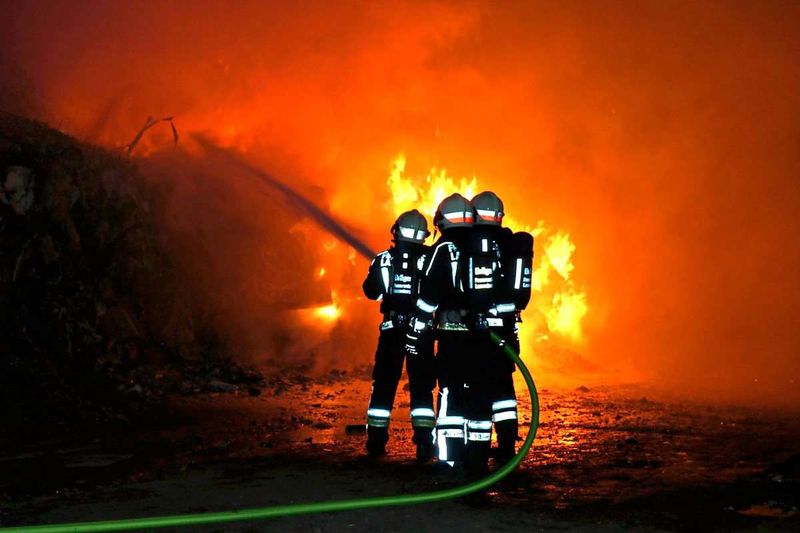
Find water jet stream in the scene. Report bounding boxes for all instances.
[192,133,375,260]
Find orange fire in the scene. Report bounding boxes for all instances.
[385,153,588,344]
[314,293,341,322]
[387,154,477,220]
[310,154,588,346]
[295,291,341,330]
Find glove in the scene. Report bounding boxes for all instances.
[489,303,517,320]
[485,304,517,331]
[472,313,489,331]
[405,316,430,356]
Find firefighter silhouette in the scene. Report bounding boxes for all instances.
[409,191,533,474]
[362,209,436,460]
[466,191,533,468]
[406,194,475,465]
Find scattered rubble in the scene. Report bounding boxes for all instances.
[0,114,261,434]
[209,379,238,393]
[1,165,35,214]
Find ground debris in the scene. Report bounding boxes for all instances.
[208,379,238,393]
[1,165,35,214]
[0,114,261,434]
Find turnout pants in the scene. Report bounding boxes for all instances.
[366,327,435,452]
[492,328,519,459]
[463,328,518,474]
[434,330,470,463]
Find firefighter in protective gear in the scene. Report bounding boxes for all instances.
[469,191,533,464]
[363,209,436,460]
[406,193,475,465]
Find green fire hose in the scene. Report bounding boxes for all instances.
[1,331,539,532]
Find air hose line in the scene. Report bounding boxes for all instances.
[2,331,538,532]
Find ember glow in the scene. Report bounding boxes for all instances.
[314,292,342,322]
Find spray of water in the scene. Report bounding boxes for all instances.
[192,133,375,260]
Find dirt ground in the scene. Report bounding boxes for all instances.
[2,370,799,532]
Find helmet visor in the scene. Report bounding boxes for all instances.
[397,226,426,241]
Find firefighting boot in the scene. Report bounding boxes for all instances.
[415,441,434,463]
[366,426,388,458]
[412,426,435,463]
[494,419,519,464]
[465,442,490,480]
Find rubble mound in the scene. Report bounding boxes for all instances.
[0,114,260,433]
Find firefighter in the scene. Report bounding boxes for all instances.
[405,193,475,466]
[410,191,532,476]
[469,191,533,464]
[362,209,436,460]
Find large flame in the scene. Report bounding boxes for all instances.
[308,153,589,344]
[385,153,588,343]
[388,154,477,220]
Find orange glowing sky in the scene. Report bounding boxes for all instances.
[2,0,799,405]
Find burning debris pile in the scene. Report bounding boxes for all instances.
[0,114,260,431]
